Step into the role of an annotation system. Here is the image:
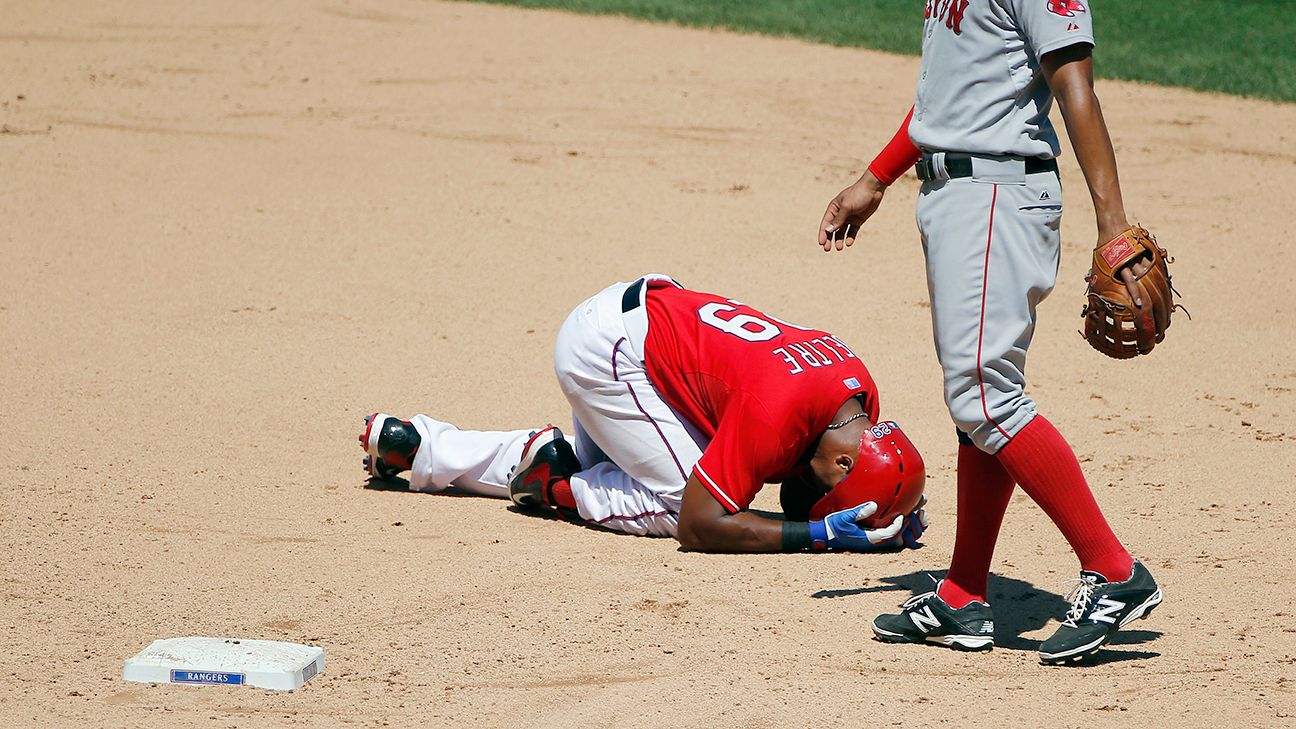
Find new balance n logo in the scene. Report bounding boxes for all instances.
[909,606,942,633]
[1090,598,1125,624]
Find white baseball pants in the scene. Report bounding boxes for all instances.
[405,276,705,537]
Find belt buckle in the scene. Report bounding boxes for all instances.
[916,157,933,181]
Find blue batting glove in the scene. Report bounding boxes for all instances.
[808,501,905,552]
[890,504,930,549]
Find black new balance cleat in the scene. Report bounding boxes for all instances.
[1039,560,1162,665]
[872,586,995,652]
[359,413,421,480]
[508,426,580,510]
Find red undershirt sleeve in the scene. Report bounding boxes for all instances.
[866,106,922,186]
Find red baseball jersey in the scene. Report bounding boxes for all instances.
[642,282,880,513]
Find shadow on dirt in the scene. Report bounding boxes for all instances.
[363,478,509,499]
[363,477,647,536]
[362,477,412,492]
[811,570,1163,659]
[362,481,805,540]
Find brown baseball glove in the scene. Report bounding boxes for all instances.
[1081,225,1181,359]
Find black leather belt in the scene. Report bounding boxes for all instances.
[915,154,1057,182]
[621,277,646,313]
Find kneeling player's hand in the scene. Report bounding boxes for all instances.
[810,502,905,552]
[882,500,929,550]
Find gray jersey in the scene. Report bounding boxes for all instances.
[909,0,1095,159]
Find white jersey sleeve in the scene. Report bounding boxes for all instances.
[1007,0,1095,57]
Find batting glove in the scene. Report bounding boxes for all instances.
[808,501,905,552]
[882,500,929,550]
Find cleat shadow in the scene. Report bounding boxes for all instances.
[1043,648,1161,667]
[1106,629,1162,646]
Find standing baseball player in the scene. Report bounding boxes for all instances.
[817,1,1163,663]
[359,275,927,553]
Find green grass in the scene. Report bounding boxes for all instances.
[467,0,1296,102]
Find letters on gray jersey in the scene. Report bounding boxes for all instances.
[909,0,1096,159]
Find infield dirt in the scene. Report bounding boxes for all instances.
[3,1,1294,726]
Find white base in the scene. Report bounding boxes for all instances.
[122,637,324,691]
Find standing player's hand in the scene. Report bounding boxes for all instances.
[810,501,906,551]
[1097,224,1154,308]
[819,172,888,251]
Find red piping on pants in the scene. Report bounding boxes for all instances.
[976,184,1013,444]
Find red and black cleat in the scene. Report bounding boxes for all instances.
[359,413,421,481]
[508,426,580,511]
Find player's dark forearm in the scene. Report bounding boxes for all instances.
[1044,50,1128,238]
[677,474,818,552]
[1057,88,1128,237]
[676,511,793,552]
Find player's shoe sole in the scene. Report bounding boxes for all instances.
[1038,560,1163,665]
[871,625,994,652]
[359,412,421,480]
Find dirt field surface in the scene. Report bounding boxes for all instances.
[3,1,1294,726]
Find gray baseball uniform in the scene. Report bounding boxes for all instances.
[910,0,1095,158]
[909,0,1094,452]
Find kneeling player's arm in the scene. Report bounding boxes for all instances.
[676,474,810,552]
[676,474,911,553]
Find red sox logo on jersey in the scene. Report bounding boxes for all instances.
[1047,0,1087,17]
[925,0,970,35]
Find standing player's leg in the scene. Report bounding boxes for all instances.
[920,168,1065,611]
[924,169,1133,577]
[938,431,1016,609]
[876,163,1156,657]
[874,169,1040,649]
[939,171,1135,586]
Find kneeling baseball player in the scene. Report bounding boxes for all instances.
[359,274,927,553]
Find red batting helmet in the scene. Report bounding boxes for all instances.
[806,420,925,528]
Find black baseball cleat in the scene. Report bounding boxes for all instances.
[359,413,421,480]
[1039,560,1162,665]
[872,586,995,652]
[508,426,580,510]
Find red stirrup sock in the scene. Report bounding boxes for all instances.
[938,442,1016,609]
[995,416,1134,582]
[547,478,578,511]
